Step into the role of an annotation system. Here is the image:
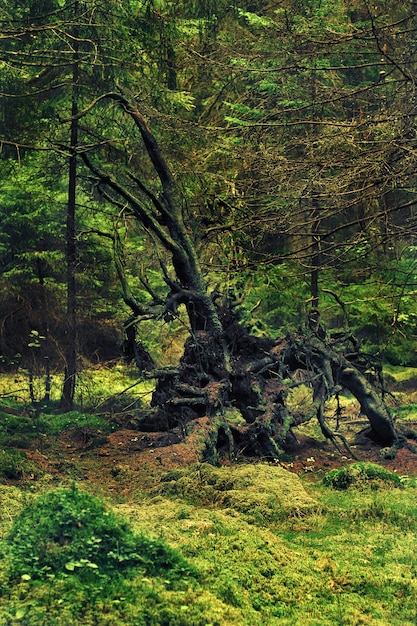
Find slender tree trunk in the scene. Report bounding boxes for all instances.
[310,197,321,309]
[60,6,79,410]
[309,64,320,310]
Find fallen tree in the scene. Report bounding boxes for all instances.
[142,305,397,460]
[82,95,397,459]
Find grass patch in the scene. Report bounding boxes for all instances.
[0,364,155,456]
[395,402,417,423]
[383,364,417,385]
[0,405,114,451]
[40,409,113,435]
[74,364,155,410]
[0,364,154,410]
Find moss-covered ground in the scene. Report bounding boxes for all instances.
[1,366,417,625]
[0,460,417,625]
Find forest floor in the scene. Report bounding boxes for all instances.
[2,367,417,625]
[23,406,417,500]
[2,362,417,495]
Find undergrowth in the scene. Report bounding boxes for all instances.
[0,364,154,410]
[0,365,155,456]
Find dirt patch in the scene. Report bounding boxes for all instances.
[3,414,417,497]
[282,424,417,480]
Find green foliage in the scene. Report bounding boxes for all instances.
[228,263,310,337]
[323,462,402,490]
[2,0,417,380]
[235,8,274,29]
[4,485,195,585]
[319,247,417,366]
[0,157,65,283]
[74,365,155,411]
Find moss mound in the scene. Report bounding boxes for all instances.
[158,463,318,521]
[0,486,25,539]
[323,462,403,490]
[4,484,195,584]
[0,448,40,480]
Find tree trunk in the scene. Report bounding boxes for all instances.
[338,366,396,445]
[283,334,397,446]
[60,5,79,411]
[310,198,320,309]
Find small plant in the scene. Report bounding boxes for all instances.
[380,446,397,460]
[323,462,402,490]
[5,484,196,585]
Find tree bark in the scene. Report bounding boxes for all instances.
[283,334,397,446]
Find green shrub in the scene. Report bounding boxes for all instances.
[323,462,402,490]
[4,484,196,584]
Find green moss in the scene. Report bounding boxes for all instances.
[0,448,40,480]
[323,462,402,490]
[383,364,417,384]
[380,446,398,460]
[2,469,417,624]
[0,485,26,539]
[158,462,319,521]
[4,484,196,585]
